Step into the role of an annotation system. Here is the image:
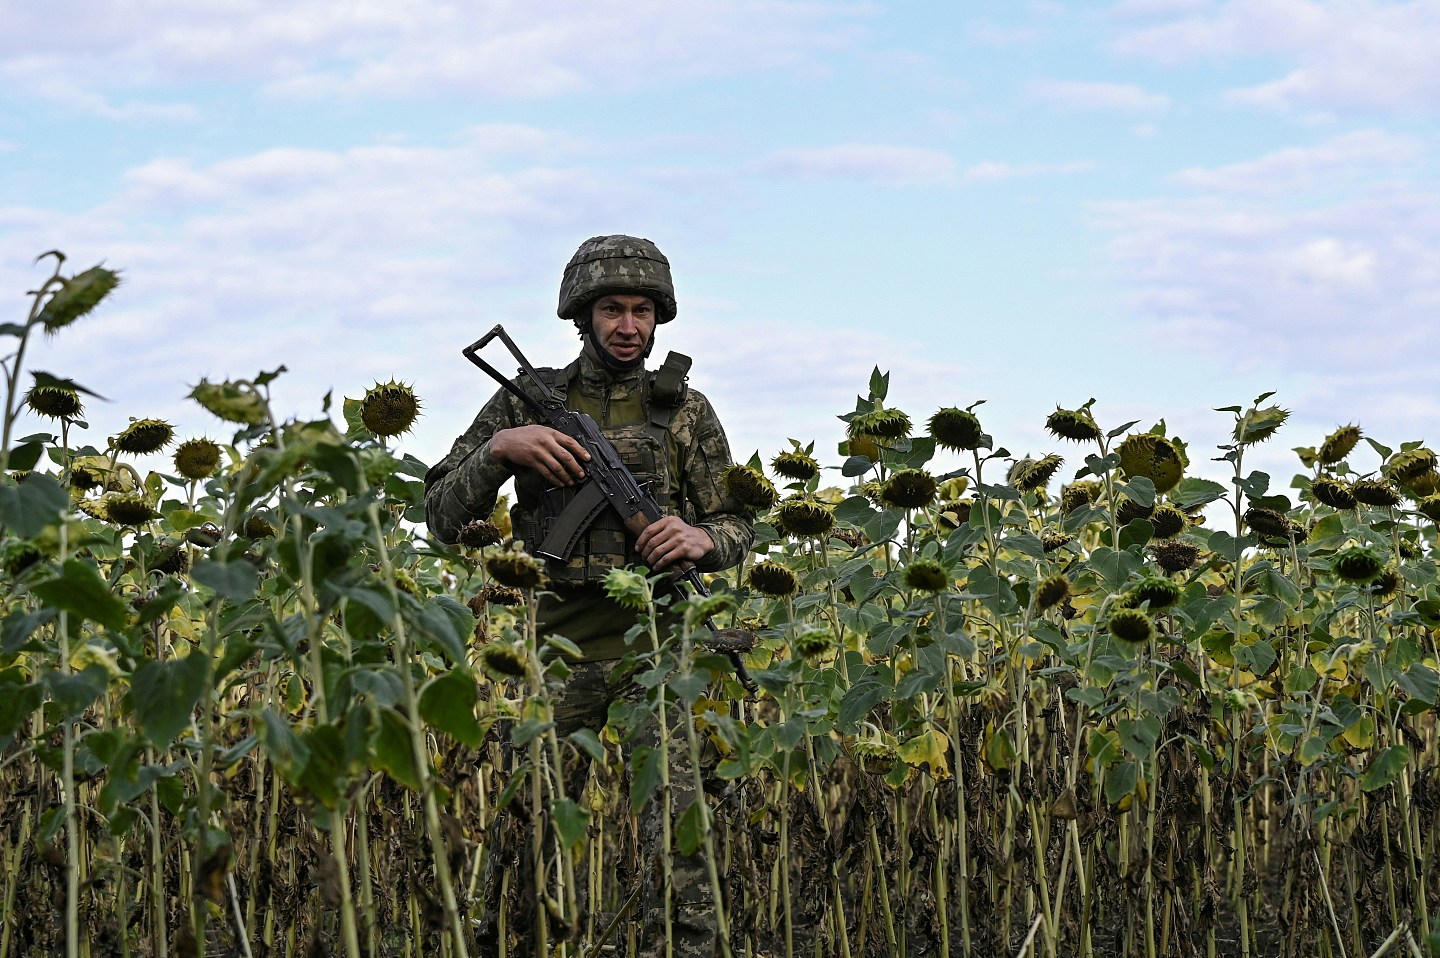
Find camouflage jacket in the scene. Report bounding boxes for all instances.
[425,350,753,577]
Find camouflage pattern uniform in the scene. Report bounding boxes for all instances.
[426,238,752,956]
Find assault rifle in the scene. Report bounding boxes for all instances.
[463,324,756,692]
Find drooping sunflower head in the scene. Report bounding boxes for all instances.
[722,464,778,511]
[1116,433,1185,494]
[771,449,820,482]
[749,559,799,598]
[1011,454,1063,494]
[1416,495,1440,524]
[1127,575,1182,610]
[459,519,504,550]
[173,438,222,481]
[1332,545,1384,582]
[1150,541,1200,574]
[476,582,525,607]
[478,642,528,680]
[485,549,547,590]
[1310,478,1356,510]
[1061,482,1102,513]
[1107,608,1155,645]
[1385,447,1438,485]
[880,469,939,509]
[1318,424,1362,465]
[26,385,83,420]
[936,499,973,530]
[360,381,421,438]
[791,625,839,662]
[101,493,159,527]
[904,559,951,593]
[1352,479,1401,508]
[1034,574,1070,611]
[928,407,984,451]
[113,418,174,455]
[852,741,900,777]
[1149,504,1188,539]
[1045,407,1102,443]
[776,494,835,538]
[848,405,911,442]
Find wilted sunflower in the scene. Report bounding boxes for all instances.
[1117,434,1185,494]
[1384,447,1437,487]
[1034,574,1070,611]
[750,560,798,598]
[881,469,939,509]
[477,582,524,607]
[457,519,503,549]
[1233,405,1289,446]
[486,549,546,590]
[113,418,174,455]
[776,494,835,537]
[39,265,121,333]
[151,540,189,576]
[1244,507,1295,540]
[937,500,973,530]
[852,741,900,777]
[1042,533,1074,553]
[1127,575,1182,610]
[1117,498,1154,524]
[1406,471,1440,498]
[1107,608,1155,644]
[1365,569,1401,599]
[772,450,820,482]
[848,405,911,442]
[1149,504,1187,539]
[1011,454,1063,493]
[1333,545,1384,582]
[244,514,277,540]
[173,438,222,481]
[1045,407,1102,442]
[829,527,867,548]
[361,381,421,438]
[1061,482,1102,513]
[1352,479,1401,508]
[1151,541,1200,574]
[1318,425,1362,465]
[26,385,83,420]
[189,379,269,425]
[101,493,159,527]
[1311,478,1356,510]
[479,643,528,679]
[1416,495,1440,524]
[722,464,778,510]
[928,407,984,451]
[904,559,950,592]
[791,626,838,661]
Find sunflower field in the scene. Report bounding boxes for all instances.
[4,254,1440,958]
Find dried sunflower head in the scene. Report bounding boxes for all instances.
[771,450,820,482]
[1117,498,1154,524]
[936,500,972,530]
[100,493,159,527]
[1365,569,1401,599]
[26,385,83,419]
[722,464,778,510]
[113,418,174,455]
[1127,575,1182,610]
[1149,504,1188,539]
[361,381,421,438]
[39,265,121,333]
[458,519,503,550]
[476,582,524,607]
[1244,507,1294,540]
[750,560,798,598]
[1034,574,1070,611]
[1405,470,1440,498]
[1416,495,1440,524]
[1042,533,1074,553]
[244,514,277,540]
[791,626,838,662]
[478,643,528,679]
[1318,425,1362,465]
[1310,478,1356,510]
[1045,407,1102,443]
[190,379,269,425]
[1150,541,1200,574]
[1333,545,1384,582]
[848,405,911,442]
[1010,454,1063,493]
[1117,434,1185,494]
[486,549,547,590]
[1061,482,1102,513]
[1352,479,1401,508]
[1107,608,1155,644]
[880,469,938,509]
[852,741,900,777]
[904,559,950,593]
[173,438,222,481]
[1385,447,1438,485]
[928,407,984,451]
[829,527,867,548]
[777,494,835,537]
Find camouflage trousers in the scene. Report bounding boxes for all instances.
[478,660,720,958]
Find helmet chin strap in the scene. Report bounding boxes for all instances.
[579,322,654,373]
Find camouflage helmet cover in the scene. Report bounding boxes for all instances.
[557,234,677,323]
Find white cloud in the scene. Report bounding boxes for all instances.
[1094,185,1440,439]
[752,145,956,186]
[962,160,1094,181]
[1028,78,1170,113]
[1170,130,1424,192]
[0,0,866,104]
[1112,0,1440,113]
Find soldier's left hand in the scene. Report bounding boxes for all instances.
[636,516,714,570]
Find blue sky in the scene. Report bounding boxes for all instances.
[3,0,1438,492]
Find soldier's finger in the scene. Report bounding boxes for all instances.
[555,433,591,462]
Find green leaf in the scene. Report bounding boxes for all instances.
[1283,665,1319,696]
[1360,745,1411,792]
[552,797,591,851]
[1233,639,1277,677]
[1104,758,1139,805]
[568,728,605,762]
[1118,716,1161,761]
[191,559,259,603]
[0,473,70,537]
[373,707,422,790]
[30,558,129,630]
[868,367,889,402]
[45,665,110,717]
[1395,664,1439,707]
[418,669,484,747]
[126,655,210,746]
[2,608,56,654]
[676,799,707,856]
[0,679,43,744]
[629,745,664,814]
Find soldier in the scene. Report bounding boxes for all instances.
[425,235,754,956]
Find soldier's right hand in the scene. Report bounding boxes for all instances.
[490,425,591,487]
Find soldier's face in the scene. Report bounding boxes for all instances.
[589,294,656,364]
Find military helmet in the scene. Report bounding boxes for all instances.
[557,235,677,323]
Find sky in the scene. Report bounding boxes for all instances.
[3,0,1438,498]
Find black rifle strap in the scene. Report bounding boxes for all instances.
[649,351,691,408]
